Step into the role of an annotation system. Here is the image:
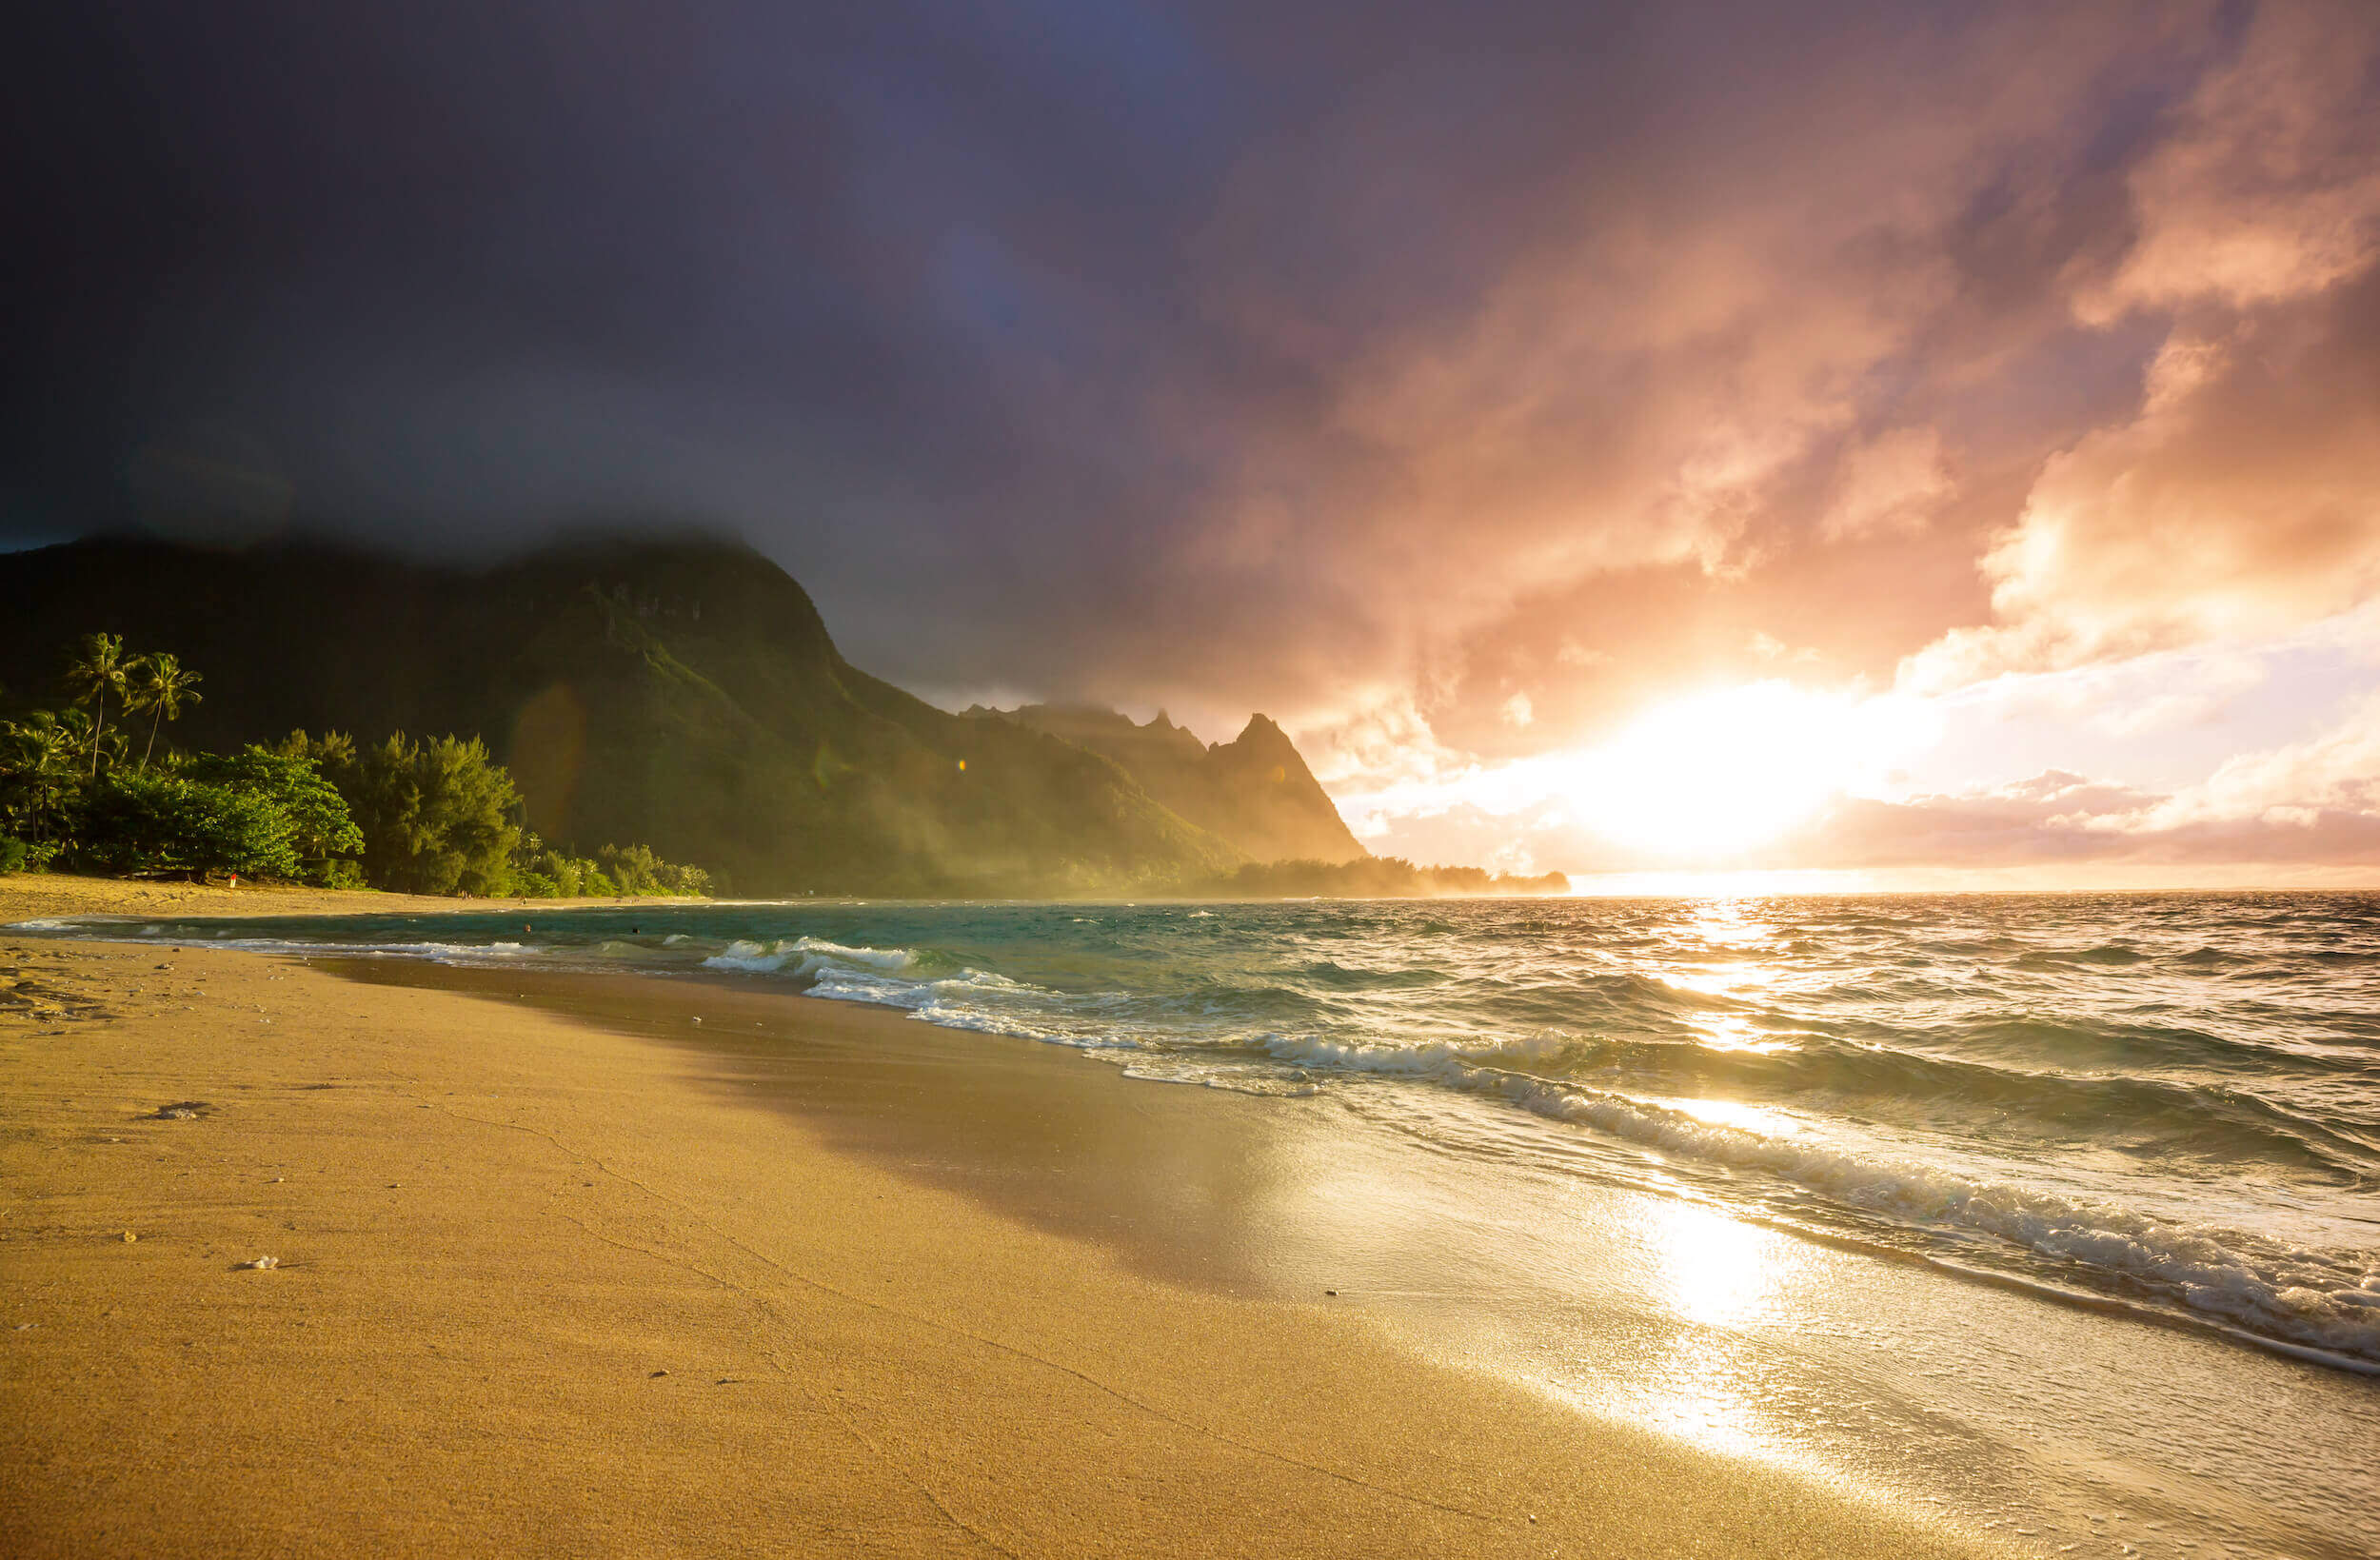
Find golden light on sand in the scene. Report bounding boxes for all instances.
[1648,1198,1776,1328]
[1616,1200,1807,1461]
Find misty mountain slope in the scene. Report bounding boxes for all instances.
[0,535,1255,894]
[986,704,1368,865]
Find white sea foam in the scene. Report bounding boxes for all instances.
[1254,1030,2380,1361]
[701,937,916,976]
[22,895,2376,1371]
[167,937,546,963]
[796,938,915,970]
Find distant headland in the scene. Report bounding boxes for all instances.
[0,534,1566,899]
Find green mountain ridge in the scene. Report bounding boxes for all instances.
[970,703,1368,866]
[0,535,1303,895]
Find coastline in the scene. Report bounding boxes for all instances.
[0,885,1995,1557]
[0,872,704,924]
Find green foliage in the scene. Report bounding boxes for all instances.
[127,651,202,770]
[298,730,523,896]
[0,539,1252,895]
[0,836,59,874]
[507,832,707,898]
[62,632,130,780]
[66,741,364,882]
[0,711,82,844]
[73,769,303,879]
[536,847,583,898]
[13,634,708,895]
[9,654,372,885]
[596,841,661,894]
[312,859,369,890]
[593,841,712,896]
[182,746,362,885]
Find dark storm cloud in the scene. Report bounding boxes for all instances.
[6,3,1236,565]
[8,0,2373,769]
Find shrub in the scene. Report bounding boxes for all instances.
[181,746,364,885]
[72,771,302,879]
[596,842,659,894]
[0,836,59,873]
[540,851,584,897]
[511,836,707,898]
[298,731,522,896]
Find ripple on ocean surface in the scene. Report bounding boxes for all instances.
[22,893,2380,1369]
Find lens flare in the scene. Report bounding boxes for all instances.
[1559,682,1929,859]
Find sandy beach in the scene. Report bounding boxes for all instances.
[0,877,1999,1557]
[0,873,688,923]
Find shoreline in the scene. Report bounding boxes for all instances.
[0,872,716,924]
[0,922,1994,1557]
[329,956,2380,1378]
[11,876,2377,1559]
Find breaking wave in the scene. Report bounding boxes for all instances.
[22,891,2380,1368]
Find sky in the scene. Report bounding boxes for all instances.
[8,1,2380,886]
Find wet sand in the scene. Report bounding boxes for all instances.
[331,959,2380,1560]
[0,891,1997,1557]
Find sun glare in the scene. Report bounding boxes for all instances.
[1562,682,1921,860]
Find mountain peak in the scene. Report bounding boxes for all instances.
[997,703,1363,864]
[1227,713,1291,749]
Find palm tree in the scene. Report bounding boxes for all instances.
[129,652,203,770]
[0,713,78,843]
[62,632,129,780]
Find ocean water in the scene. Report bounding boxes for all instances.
[31,891,2379,1374]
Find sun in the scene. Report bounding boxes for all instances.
[1562,681,1897,859]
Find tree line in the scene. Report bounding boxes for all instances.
[1,633,708,898]
[1183,857,1572,898]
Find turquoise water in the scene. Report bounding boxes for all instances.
[28,891,2380,1373]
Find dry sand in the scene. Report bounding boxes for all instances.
[0,877,1997,1557]
[0,872,685,922]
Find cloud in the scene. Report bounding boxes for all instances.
[1344,668,2380,877]
[2078,0,2380,319]
[14,0,2380,885]
[1820,426,1952,541]
[3,4,2232,700]
[1904,1,2380,693]
[2121,690,2380,830]
[1906,285,2380,691]
[1357,753,2380,878]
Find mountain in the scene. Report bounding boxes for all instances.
[979,704,1367,865]
[0,534,1298,896]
